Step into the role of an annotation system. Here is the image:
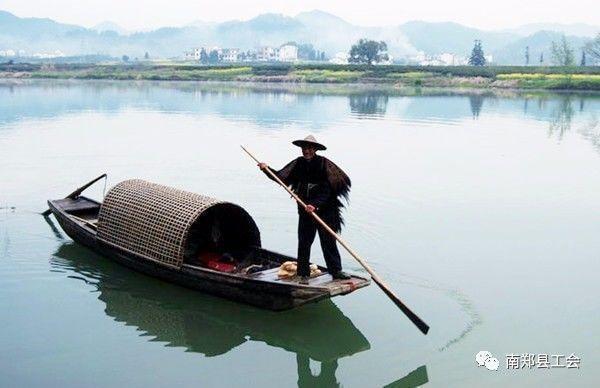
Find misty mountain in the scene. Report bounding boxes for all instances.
[492,30,589,65]
[504,23,599,38]
[0,10,115,55]
[398,21,520,56]
[92,21,129,35]
[294,10,418,57]
[0,9,597,64]
[0,10,84,38]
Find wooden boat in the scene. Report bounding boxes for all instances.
[47,177,369,310]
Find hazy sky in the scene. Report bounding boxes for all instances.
[2,0,598,31]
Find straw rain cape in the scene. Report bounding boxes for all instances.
[269,155,351,232]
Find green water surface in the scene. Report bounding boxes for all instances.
[1,80,599,387]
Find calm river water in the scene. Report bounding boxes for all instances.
[1,80,599,387]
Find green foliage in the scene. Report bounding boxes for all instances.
[386,72,435,78]
[496,73,600,89]
[200,49,209,64]
[551,36,575,66]
[468,40,486,66]
[251,65,291,76]
[297,43,316,60]
[3,62,600,90]
[292,69,364,83]
[208,50,219,64]
[348,39,388,65]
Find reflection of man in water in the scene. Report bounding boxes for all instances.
[258,135,352,282]
[296,354,339,388]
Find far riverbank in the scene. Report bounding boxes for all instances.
[1,63,600,90]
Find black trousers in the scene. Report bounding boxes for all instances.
[297,210,342,276]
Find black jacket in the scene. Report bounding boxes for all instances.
[265,154,351,232]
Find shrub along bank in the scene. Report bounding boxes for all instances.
[1,63,599,90]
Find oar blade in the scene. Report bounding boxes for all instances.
[374,277,430,335]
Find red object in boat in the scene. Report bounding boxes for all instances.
[198,251,236,273]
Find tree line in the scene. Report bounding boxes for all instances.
[347,35,600,66]
[117,35,600,66]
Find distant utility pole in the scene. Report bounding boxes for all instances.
[580,50,586,66]
[539,52,544,65]
[525,46,530,65]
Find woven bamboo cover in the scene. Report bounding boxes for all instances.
[97,179,225,268]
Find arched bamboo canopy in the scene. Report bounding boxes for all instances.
[97,179,261,268]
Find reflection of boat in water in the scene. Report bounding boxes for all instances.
[52,242,370,362]
[383,365,428,387]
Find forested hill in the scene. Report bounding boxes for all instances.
[0,9,597,64]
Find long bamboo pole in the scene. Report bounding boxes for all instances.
[241,146,429,335]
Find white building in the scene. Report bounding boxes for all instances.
[408,52,469,66]
[257,46,278,61]
[0,49,16,57]
[278,44,298,62]
[221,48,240,62]
[415,53,445,66]
[329,52,349,64]
[33,50,65,59]
[408,52,427,65]
[184,48,202,61]
[438,53,468,66]
[439,53,455,66]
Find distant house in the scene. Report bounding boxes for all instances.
[33,50,65,59]
[278,44,298,62]
[439,53,455,66]
[184,48,202,61]
[0,49,16,57]
[414,52,445,66]
[257,46,278,62]
[407,52,468,66]
[221,48,240,63]
[329,52,349,64]
[438,53,468,66]
[238,50,256,62]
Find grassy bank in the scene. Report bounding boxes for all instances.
[1,63,599,90]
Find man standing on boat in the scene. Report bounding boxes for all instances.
[258,135,352,282]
